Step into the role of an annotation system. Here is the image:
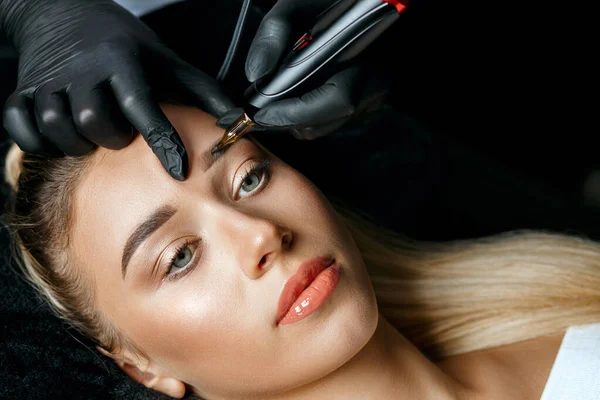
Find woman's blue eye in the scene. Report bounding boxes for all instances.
[168,245,194,275]
[174,246,193,268]
[163,240,201,282]
[236,160,270,198]
[241,172,261,193]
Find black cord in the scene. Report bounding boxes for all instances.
[217,0,252,82]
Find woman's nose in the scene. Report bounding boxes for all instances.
[215,208,293,280]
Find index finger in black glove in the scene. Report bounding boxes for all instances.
[0,0,234,181]
[109,59,187,180]
[109,57,237,179]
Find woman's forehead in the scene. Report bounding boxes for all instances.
[75,105,225,218]
[69,105,224,284]
[72,134,176,277]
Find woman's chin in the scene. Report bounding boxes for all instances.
[275,256,378,385]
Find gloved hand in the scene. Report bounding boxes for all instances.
[217,0,390,140]
[0,0,233,180]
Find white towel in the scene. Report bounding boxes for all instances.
[540,323,600,400]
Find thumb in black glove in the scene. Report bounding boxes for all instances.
[0,0,234,180]
[216,0,390,140]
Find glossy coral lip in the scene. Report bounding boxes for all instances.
[276,256,336,326]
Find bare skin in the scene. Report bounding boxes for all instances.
[71,104,564,399]
[439,332,564,400]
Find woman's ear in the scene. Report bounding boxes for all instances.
[96,346,186,398]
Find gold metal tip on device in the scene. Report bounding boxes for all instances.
[212,111,256,154]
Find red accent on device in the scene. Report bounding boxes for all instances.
[293,33,314,52]
[382,0,407,13]
[294,32,308,47]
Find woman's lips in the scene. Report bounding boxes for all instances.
[276,256,341,326]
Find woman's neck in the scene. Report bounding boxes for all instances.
[264,313,472,400]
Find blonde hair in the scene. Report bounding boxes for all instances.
[4,143,600,363]
[338,206,600,359]
[3,144,145,360]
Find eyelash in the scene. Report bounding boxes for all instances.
[162,158,272,283]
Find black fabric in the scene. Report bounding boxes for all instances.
[0,0,598,399]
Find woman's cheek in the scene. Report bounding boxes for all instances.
[125,283,222,362]
[271,167,338,230]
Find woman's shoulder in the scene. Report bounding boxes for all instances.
[437,331,566,400]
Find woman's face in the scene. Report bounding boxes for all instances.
[72,105,378,398]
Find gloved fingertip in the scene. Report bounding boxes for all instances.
[246,46,280,82]
[252,108,286,127]
[167,144,188,181]
[158,141,187,181]
[167,153,188,181]
[216,108,244,128]
[245,60,266,83]
[147,127,189,181]
[215,119,230,129]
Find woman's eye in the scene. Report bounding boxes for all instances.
[235,160,270,199]
[164,240,200,281]
[241,172,261,193]
[173,246,193,269]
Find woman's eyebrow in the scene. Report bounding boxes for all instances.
[201,139,230,171]
[201,137,250,172]
[121,204,177,279]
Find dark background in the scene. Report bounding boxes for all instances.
[0,0,597,399]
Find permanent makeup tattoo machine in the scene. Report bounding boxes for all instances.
[213,0,408,153]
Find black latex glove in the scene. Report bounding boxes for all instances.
[0,0,233,180]
[217,0,389,140]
